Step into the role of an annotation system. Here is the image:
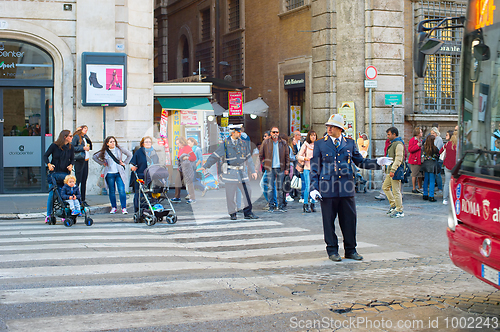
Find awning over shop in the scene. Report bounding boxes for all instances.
[157,97,213,111]
[243,97,268,117]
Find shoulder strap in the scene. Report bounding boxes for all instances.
[106,148,125,168]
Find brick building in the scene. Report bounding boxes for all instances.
[155,0,467,153]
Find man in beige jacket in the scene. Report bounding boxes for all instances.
[382,127,405,218]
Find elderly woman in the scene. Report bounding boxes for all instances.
[72,125,92,206]
[43,130,74,223]
[172,137,197,204]
[93,136,132,214]
[130,136,159,213]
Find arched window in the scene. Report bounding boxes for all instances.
[178,36,190,78]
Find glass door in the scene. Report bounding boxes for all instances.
[0,88,52,193]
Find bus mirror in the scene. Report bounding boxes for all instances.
[473,44,490,61]
[414,32,428,77]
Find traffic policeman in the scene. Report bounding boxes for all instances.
[310,114,391,261]
[200,124,259,220]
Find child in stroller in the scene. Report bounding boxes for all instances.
[133,164,177,226]
[45,172,93,227]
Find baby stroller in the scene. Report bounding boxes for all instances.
[45,172,93,227]
[133,165,177,226]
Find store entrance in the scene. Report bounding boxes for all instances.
[0,88,53,193]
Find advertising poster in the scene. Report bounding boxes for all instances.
[85,64,125,104]
[290,105,301,133]
[172,110,181,167]
[228,91,243,116]
[221,117,229,127]
[339,102,356,139]
[159,109,168,138]
[181,111,199,125]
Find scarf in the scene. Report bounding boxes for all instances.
[144,147,156,167]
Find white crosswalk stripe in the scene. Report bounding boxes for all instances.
[0,217,419,330]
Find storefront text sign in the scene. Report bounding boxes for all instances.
[172,110,181,167]
[180,111,199,125]
[290,106,301,133]
[339,102,356,140]
[284,73,305,90]
[228,91,243,116]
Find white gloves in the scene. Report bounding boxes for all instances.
[310,190,322,201]
[376,157,393,166]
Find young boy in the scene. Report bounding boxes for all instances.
[61,175,82,215]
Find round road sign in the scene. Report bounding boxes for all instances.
[365,66,377,80]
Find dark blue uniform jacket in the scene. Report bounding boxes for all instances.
[310,135,379,198]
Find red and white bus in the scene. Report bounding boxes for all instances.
[416,0,500,289]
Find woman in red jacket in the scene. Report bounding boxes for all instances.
[408,127,423,193]
[440,130,458,205]
[172,136,197,203]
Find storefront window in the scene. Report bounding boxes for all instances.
[0,39,53,80]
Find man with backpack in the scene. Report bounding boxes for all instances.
[383,127,405,218]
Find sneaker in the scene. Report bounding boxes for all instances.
[71,209,79,216]
[298,198,304,203]
[386,206,396,215]
[171,198,181,203]
[201,188,208,197]
[268,206,275,213]
[276,207,287,213]
[374,194,386,200]
[185,195,190,200]
[390,211,405,218]
[45,215,51,223]
[186,199,196,204]
[286,196,294,202]
[110,207,117,214]
[416,188,423,194]
[122,208,128,214]
[262,203,269,210]
[443,199,448,205]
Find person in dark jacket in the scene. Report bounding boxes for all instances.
[72,125,92,206]
[130,136,159,213]
[43,130,75,222]
[61,174,82,215]
[421,135,440,202]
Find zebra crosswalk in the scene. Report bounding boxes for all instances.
[0,217,418,331]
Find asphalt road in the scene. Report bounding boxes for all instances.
[0,186,499,331]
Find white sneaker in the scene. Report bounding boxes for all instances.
[443,200,448,205]
[299,198,304,203]
[110,207,117,214]
[286,196,294,202]
[122,208,128,214]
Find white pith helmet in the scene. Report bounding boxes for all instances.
[325,114,345,131]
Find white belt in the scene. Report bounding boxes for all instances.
[228,165,244,170]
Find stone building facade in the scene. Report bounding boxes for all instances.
[0,0,154,194]
[156,0,466,153]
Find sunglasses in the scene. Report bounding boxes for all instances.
[271,131,279,133]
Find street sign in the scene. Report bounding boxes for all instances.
[365,66,377,80]
[364,80,377,88]
[385,94,402,106]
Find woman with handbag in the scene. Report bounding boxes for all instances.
[130,136,159,213]
[172,137,197,204]
[408,127,423,193]
[297,130,317,213]
[44,130,74,223]
[421,135,440,202]
[93,136,132,214]
[72,125,92,206]
[440,130,458,205]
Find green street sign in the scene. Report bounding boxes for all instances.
[384,94,402,106]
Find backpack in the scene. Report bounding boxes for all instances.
[393,161,412,183]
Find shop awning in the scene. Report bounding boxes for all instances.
[157,97,214,111]
[243,97,269,117]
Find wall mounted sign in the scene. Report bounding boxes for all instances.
[339,102,356,140]
[228,91,243,116]
[284,73,305,89]
[81,52,127,106]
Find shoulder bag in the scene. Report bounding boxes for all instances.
[106,148,125,169]
[290,175,302,190]
[393,161,411,183]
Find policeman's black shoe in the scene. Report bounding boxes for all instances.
[345,252,363,260]
[428,197,437,202]
[230,213,237,220]
[422,195,428,201]
[244,213,259,220]
[328,254,342,262]
[310,203,316,212]
[303,204,311,213]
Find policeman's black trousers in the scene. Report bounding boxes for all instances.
[320,196,357,256]
[225,181,252,216]
[74,160,89,201]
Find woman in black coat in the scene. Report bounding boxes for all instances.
[421,135,440,202]
[43,130,74,222]
[130,136,159,213]
[72,125,92,206]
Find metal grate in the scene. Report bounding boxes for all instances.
[222,37,243,84]
[286,0,304,11]
[201,8,211,41]
[228,0,240,31]
[414,1,466,114]
[195,41,213,77]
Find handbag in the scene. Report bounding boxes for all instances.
[291,175,302,190]
[439,149,446,161]
[393,161,411,183]
[283,175,292,193]
[74,151,85,161]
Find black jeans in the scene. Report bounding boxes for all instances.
[74,160,89,201]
